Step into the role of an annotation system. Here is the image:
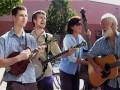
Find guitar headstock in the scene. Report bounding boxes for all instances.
[80,8,87,22]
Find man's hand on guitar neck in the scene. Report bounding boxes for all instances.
[30,45,46,60]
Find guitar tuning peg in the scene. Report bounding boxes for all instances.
[80,8,86,14]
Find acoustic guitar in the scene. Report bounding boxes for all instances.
[88,55,120,87]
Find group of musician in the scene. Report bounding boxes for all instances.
[0,5,120,90]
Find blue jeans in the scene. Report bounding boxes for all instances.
[60,70,79,90]
[37,76,54,90]
[103,85,120,90]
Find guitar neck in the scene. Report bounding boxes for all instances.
[43,41,86,64]
[44,50,68,64]
[83,20,88,32]
[80,8,90,48]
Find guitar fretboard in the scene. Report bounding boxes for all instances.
[43,41,86,65]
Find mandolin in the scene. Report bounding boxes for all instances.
[7,52,30,76]
[7,49,38,76]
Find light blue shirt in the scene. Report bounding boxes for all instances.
[0,29,37,83]
[59,34,88,75]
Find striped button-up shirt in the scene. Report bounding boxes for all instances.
[89,31,120,88]
[0,29,37,83]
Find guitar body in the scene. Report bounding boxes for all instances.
[7,52,30,76]
[88,55,118,87]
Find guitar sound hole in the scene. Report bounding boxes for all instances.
[101,70,110,78]
[101,64,111,78]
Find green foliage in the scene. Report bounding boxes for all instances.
[0,0,23,16]
[46,0,76,34]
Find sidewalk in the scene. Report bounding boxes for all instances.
[0,81,7,90]
[0,68,6,90]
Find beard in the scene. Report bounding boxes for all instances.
[102,29,113,38]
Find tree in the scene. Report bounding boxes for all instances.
[0,0,23,16]
[46,0,76,34]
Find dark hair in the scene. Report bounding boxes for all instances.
[12,5,27,16]
[32,10,46,26]
[66,16,81,34]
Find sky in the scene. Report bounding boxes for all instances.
[90,0,120,6]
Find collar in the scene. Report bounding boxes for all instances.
[9,27,25,37]
[32,29,46,37]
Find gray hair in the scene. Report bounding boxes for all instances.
[101,13,118,36]
[101,13,118,27]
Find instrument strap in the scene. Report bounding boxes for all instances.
[37,33,48,81]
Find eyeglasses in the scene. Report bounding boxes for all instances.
[76,23,82,26]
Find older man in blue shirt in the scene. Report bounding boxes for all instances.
[88,13,120,90]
